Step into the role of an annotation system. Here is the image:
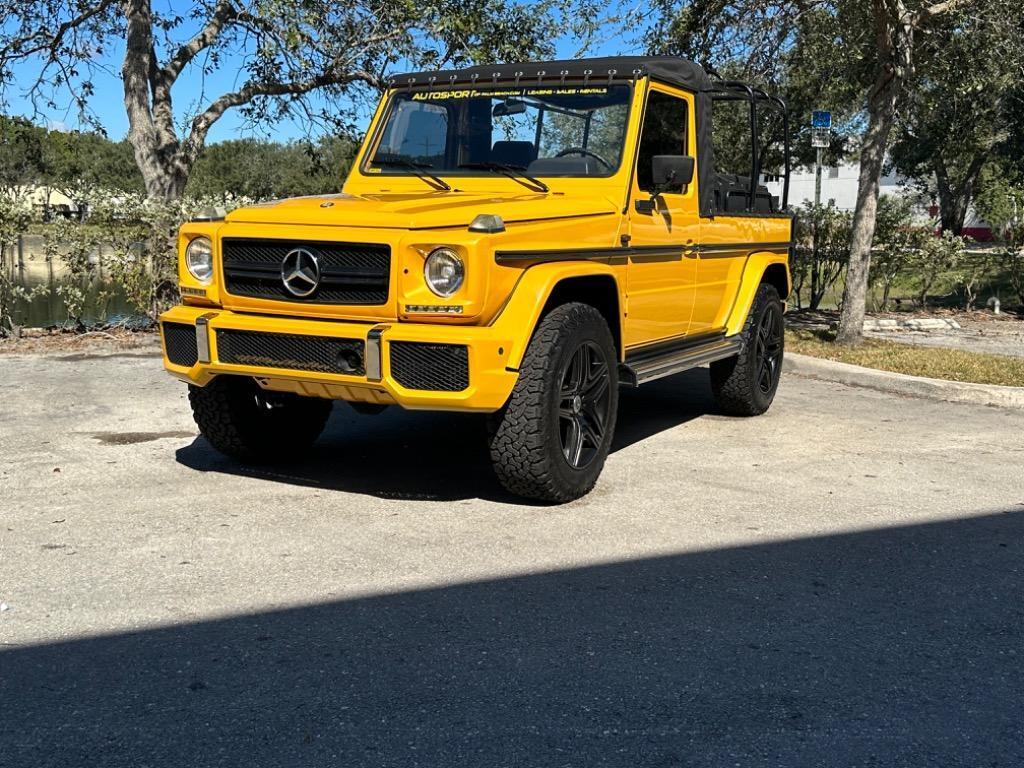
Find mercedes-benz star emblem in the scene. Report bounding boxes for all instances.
[281,248,321,298]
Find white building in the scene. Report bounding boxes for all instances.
[765,162,993,239]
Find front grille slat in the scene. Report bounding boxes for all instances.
[217,330,365,376]
[390,342,469,392]
[222,237,390,305]
[162,322,198,367]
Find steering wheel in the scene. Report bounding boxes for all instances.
[555,147,613,170]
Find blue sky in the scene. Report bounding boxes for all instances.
[3,6,647,145]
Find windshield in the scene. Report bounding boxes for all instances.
[364,84,632,179]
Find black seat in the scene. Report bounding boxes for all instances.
[491,141,537,168]
[527,156,603,175]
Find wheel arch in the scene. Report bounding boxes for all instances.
[724,254,791,337]
[760,262,791,301]
[540,274,622,357]
[491,262,624,370]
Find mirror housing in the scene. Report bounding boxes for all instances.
[492,99,528,117]
[651,155,695,191]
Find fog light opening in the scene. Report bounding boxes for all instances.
[336,349,363,374]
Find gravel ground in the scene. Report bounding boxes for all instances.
[1,351,1022,767]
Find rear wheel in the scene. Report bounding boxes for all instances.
[710,283,784,416]
[488,302,618,502]
[189,376,332,462]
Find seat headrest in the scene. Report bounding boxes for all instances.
[527,157,603,176]
[491,141,537,168]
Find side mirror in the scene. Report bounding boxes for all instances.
[651,155,695,190]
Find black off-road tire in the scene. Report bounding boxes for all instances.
[488,302,619,503]
[710,283,785,416]
[188,375,333,462]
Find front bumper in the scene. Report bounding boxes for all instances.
[158,305,519,412]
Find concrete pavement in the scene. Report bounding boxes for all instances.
[1,350,1022,766]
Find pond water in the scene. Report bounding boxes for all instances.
[3,237,142,328]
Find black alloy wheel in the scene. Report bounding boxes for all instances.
[557,340,612,469]
[755,302,784,395]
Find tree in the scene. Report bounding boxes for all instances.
[974,169,1024,305]
[0,0,565,201]
[888,11,1024,234]
[185,135,358,200]
[647,0,1016,343]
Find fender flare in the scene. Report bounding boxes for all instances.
[724,252,791,336]
[489,261,623,370]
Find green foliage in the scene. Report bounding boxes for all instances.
[0,116,143,205]
[0,188,40,334]
[646,1,868,170]
[37,190,253,325]
[186,136,357,200]
[868,195,917,310]
[888,10,1024,234]
[0,0,583,198]
[904,230,969,309]
[790,201,851,310]
[974,173,1024,248]
[973,172,1024,304]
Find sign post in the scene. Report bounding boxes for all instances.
[810,111,832,306]
[811,111,832,210]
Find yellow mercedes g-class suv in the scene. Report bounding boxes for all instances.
[160,55,793,502]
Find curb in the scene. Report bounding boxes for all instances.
[862,317,962,331]
[783,352,1024,410]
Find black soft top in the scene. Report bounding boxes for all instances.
[390,56,713,93]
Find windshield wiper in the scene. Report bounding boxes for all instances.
[458,162,550,193]
[371,158,452,191]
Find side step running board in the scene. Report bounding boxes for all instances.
[619,335,741,387]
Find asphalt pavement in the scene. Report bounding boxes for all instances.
[1,349,1022,766]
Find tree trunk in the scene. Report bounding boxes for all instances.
[835,87,898,344]
[836,0,910,345]
[138,163,189,201]
[121,0,191,201]
[934,155,983,235]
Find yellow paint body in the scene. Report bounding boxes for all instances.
[161,76,791,412]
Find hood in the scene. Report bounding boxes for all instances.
[225,191,618,230]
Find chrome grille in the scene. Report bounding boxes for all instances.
[222,238,390,305]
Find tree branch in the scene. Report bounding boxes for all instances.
[180,69,383,165]
[159,0,236,87]
[0,0,118,63]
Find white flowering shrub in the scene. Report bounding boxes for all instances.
[0,191,42,334]
[40,190,254,325]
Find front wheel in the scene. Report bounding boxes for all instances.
[189,376,333,462]
[488,302,619,502]
[710,283,784,416]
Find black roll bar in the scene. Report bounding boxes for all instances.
[706,79,791,212]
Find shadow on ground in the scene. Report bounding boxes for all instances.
[175,369,718,503]
[3,512,1022,766]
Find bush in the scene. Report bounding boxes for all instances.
[0,192,42,334]
[39,190,252,325]
[905,230,969,308]
[868,195,916,311]
[791,201,851,310]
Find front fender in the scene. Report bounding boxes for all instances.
[489,261,622,370]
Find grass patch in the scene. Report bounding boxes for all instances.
[786,329,1024,387]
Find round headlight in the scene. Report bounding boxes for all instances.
[185,236,213,283]
[424,247,464,297]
